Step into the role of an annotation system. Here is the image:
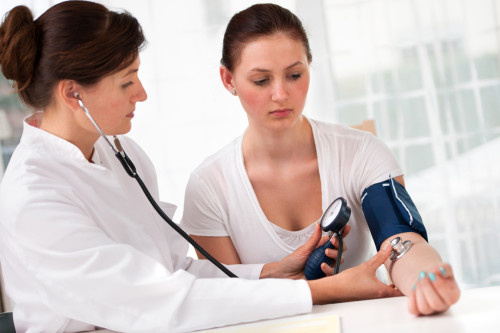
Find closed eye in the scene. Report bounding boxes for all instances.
[253,78,268,86]
[122,81,134,89]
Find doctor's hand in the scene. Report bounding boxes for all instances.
[308,242,403,305]
[316,224,351,276]
[260,223,350,279]
[407,263,460,316]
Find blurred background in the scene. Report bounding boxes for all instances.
[1,0,499,310]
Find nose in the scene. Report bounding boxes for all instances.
[134,80,148,102]
[271,79,288,103]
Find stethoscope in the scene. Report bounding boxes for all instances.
[74,92,238,278]
[75,92,412,280]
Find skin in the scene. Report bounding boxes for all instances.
[40,57,147,160]
[191,33,460,312]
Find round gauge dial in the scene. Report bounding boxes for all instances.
[320,197,351,234]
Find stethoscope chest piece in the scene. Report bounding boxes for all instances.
[389,236,412,261]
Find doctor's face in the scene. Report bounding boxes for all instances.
[79,57,148,136]
[226,33,310,131]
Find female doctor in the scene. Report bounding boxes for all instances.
[0,2,403,332]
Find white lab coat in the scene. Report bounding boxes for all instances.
[0,113,312,333]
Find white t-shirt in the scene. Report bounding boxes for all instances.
[182,118,403,271]
[0,112,312,333]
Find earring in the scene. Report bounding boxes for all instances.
[231,90,237,95]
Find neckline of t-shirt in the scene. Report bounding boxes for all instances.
[236,117,329,252]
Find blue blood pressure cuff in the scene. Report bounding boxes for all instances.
[361,177,428,250]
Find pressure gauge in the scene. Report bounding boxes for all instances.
[304,197,352,280]
[320,197,351,235]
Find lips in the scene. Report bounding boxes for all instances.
[270,108,292,118]
[126,111,135,118]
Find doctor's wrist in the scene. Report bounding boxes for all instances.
[259,262,281,279]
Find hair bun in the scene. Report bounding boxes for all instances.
[0,5,38,91]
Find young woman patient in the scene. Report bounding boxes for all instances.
[181,3,460,316]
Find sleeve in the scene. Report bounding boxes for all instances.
[354,134,404,197]
[12,190,311,333]
[181,171,230,236]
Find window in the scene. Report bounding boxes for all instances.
[305,0,500,288]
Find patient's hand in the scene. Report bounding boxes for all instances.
[407,263,460,315]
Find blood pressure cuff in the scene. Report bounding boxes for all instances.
[361,177,428,250]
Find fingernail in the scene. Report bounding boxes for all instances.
[382,242,391,251]
[418,271,426,281]
[428,272,436,282]
[439,267,446,276]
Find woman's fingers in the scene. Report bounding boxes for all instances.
[408,263,461,315]
[416,272,447,315]
[324,248,345,263]
[328,236,347,252]
[367,242,392,269]
[342,225,351,238]
[432,264,461,306]
[302,223,323,253]
[321,262,334,276]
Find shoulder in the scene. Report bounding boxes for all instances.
[309,117,369,138]
[308,117,378,151]
[190,136,241,178]
[184,136,243,203]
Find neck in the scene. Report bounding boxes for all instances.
[40,107,100,161]
[242,116,315,164]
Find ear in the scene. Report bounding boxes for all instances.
[220,66,236,94]
[55,80,81,111]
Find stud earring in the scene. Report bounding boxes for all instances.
[231,90,237,95]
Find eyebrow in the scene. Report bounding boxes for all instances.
[249,61,304,73]
[122,68,139,77]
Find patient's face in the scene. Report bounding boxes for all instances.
[230,33,310,131]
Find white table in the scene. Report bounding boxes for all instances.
[197,285,500,332]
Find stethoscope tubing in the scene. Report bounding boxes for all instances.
[75,93,237,278]
[130,164,238,277]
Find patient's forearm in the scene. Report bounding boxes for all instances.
[384,232,443,295]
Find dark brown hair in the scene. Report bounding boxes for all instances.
[0,1,146,109]
[221,3,312,71]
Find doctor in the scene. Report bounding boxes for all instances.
[0,1,402,332]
